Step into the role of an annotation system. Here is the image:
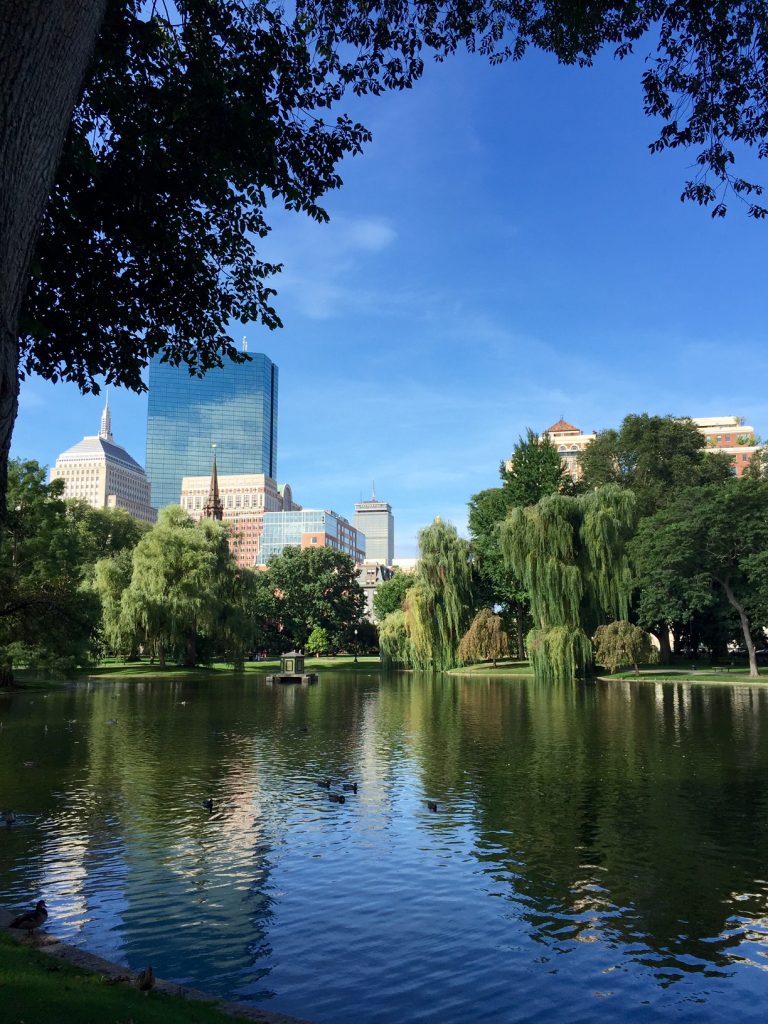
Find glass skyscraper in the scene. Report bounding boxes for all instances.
[146,351,278,510]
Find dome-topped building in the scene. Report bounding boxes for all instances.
[50,396,157,524]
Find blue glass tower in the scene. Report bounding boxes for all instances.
[146,351,278,510]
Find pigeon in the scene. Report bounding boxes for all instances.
[10,900,47,934]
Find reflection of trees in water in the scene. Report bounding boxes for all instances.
[412,676,768,971]
[5,673,768,990]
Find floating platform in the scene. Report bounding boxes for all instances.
[266,673,318,685]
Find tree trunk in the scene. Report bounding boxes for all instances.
[157,642,165,670]
[719,577,759,678]
[0,0,108,514]
[514,601,525,660]
[654,626,672,665]
[184,631,198,668]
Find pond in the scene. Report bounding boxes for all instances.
[1,671,768,1023]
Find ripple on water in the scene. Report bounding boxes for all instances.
[3,673,768,1023]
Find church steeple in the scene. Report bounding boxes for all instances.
[99,390,113,441]
[202,444,223,521]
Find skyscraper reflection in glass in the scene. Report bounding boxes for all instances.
[146,352,278,510]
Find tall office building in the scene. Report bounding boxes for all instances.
[51,398,157,523]
[146,349,278,510]
[354,490,394,565]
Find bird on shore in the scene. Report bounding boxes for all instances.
[3,810,17,827]
[136,965,155,994]
[317,779,331,789]
[329,792,346,804]
[342,782,358,794]
[426,800,438,813]
[10,900,47,935]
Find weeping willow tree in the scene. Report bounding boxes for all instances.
[378,608,411,667]
[499,485,636,684]
[380,519,473,670]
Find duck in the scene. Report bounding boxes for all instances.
[136,965,155,994]
[2,810,16,827]
[202,797,214,812]
[328,793,346,804]
[10,900,47,934]
[426,800,438,812]
[316,779,331,789]
[342,782,358,794]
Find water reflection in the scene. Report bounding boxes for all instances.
[2,674,768,1022]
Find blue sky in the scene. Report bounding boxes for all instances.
[12,46,768,557]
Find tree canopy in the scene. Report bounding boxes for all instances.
[630,479,768,677]
[499,485,637,684]
[264,545,365,651]
[579,414,733,517]
[372,570,416,621]
[3,2,768,512]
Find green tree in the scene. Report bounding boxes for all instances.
[499,485,637,684]
[3,3,768,511]
[401,518,474,671]
[265,546,365,651]
[630,479,768,678]
[121,506,236,667]
[593,621,655,675]
[306,625,331,656]
[93,548,137,658]
[469,429,568,658]
[372,571,416,621]
[579,414,732,517]
[500,428,569,506]
[378,609,411,668]
[458,608,510,667]
[0,460,101,681]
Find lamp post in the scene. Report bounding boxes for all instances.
[354,627,358,663]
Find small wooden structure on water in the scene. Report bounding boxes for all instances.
[266,652,318,685]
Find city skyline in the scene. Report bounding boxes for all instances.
[11,48,768,557]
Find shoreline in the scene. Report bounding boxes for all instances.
[1,908,312,1024]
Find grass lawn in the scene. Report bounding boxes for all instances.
[599,661,768,685]
[0,933,239,1024]
[448,659,533,677]
[8,654,385,688]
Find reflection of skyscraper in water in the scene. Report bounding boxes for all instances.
[146,349,278,510]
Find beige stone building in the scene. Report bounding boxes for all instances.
[691,416,760,477]
[541,419,596,480]
[179,472,301,567]
[50,400,156,523]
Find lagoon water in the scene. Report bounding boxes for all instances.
[2,671,768,1023]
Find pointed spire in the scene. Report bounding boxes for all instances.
[99,389,113,441]
[202,444,223,521]
[371,480,376,500]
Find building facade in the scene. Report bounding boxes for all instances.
[353,493,394,565]
[692,416,759,477]
[180,472,299,568]
[51,401,157,523]
[357,561,395,622]
[146,348,278,510]
[541,419,596,480]
[257,509,365,565]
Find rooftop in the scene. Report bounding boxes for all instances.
[56,435,145,473]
